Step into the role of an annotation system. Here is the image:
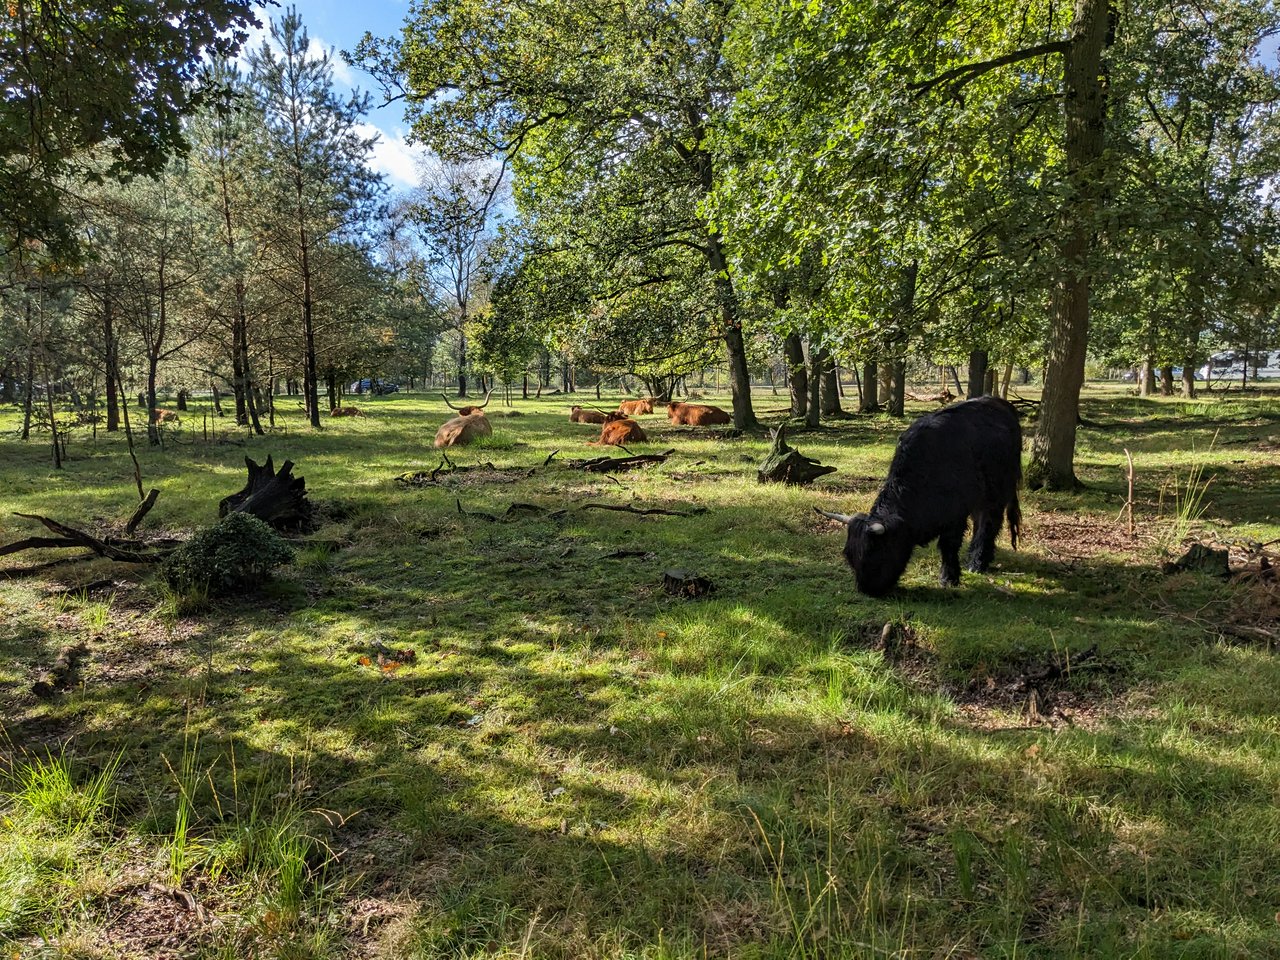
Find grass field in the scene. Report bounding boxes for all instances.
[1,386,1278,958]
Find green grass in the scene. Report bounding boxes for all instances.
[1,386,1279,957]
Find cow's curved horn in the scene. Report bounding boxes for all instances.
[475,390,493,410]
[441,392,462,412]
[868,521,887,535]
[814,507,856,525]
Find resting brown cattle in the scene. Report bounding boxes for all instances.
[329,406,363,417]
[593,418,647,446]
[617,397,655,416]
[570,405,609,424]
[666,401,730,426]
[154,409,180,424]
[434,391,493,447]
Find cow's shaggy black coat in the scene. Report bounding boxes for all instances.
[838,396,1022,596]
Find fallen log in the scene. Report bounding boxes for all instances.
[219,456,314,531]
[581,502,706,517]
[1,513,168,563]
[757,424,837,486]
[568,449,676,473]
[125,488,160,534]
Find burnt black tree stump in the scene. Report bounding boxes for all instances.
[757,424,837,486]
[219,456,314,532]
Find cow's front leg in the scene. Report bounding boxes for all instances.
[938,524,965,587]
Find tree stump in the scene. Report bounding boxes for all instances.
[218,455,314,532]
[757,424,837,486]
[1162,543,1230,579]
[663,569,715,598]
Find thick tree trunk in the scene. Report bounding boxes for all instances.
[176,390,188,411]
[860,362,879,413]
[1159,364,1174,396]
[967,349,989,400]
[1001,362,1014,399]
[1139,358,1154,396]
[820,353,841,416]
[1182,362,1197,398]
[146,351,160,446]
[888,359,906,416]
[212,384,224,416]
[805,346,824,427]
[783,333,807,418]
[522,373,529,400]
[1028,0,1109,491]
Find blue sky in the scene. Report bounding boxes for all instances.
[245,1,425,190]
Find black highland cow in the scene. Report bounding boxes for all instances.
[816,396,1022,596]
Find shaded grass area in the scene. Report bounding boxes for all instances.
[1,387,1279,958]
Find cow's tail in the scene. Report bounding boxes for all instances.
[1007,493,1021,551]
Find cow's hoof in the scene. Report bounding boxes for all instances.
[966,560,990,573]
[939,575,960,588]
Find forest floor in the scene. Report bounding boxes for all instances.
[1,385,1278,959]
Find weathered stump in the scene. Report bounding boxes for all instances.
[1162,543,1230,578]
[218,456,314,532]
[662,569,715,598]
[757,424,837,486]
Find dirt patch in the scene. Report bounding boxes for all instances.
[97,882,211,958]
[953,644,1127,730]
[1026,513,1152,562]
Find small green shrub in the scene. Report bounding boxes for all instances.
[162,513,294,597]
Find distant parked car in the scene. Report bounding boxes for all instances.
[349,378,400,396]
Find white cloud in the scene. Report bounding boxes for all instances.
[359,122,428,190]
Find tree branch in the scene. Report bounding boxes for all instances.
[910,41,1068,98]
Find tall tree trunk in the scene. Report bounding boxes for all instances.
[967,349,989,400]
[326,368,337,412]
[1182,362,1197,398]
[522,373,529,399]
[860,361,880,414]
[805,346,824,427]
[820,352,841,416]
[1139,358,1154,396]
[784,333,807,418]
[213,383,224,416]
[21,313,35,440]
[100,289,119,432]
[1159,364,1174,396]
[1028,0,1110,491]
[458,328,469,397]
[704,234,758,429]
[232,327,247,423]
[888,359,906,416]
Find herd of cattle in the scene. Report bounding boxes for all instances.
[428,393,734,449]
[330,392,1025,596]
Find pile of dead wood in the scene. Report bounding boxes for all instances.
[1,455,313,570]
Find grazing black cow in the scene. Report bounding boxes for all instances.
[816,396,1022,596]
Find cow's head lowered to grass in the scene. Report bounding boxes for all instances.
[815,397,1023,596]
[434,391,493,447]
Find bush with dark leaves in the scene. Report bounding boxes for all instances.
[162,512,294,596]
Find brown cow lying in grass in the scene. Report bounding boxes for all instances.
[153,409,180,424]
[435,391,493,447]
[593,417,647,446]
[569,405,609,424]
[667,401,730,426]
[617,397,655,416]
[330,406,363,417]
